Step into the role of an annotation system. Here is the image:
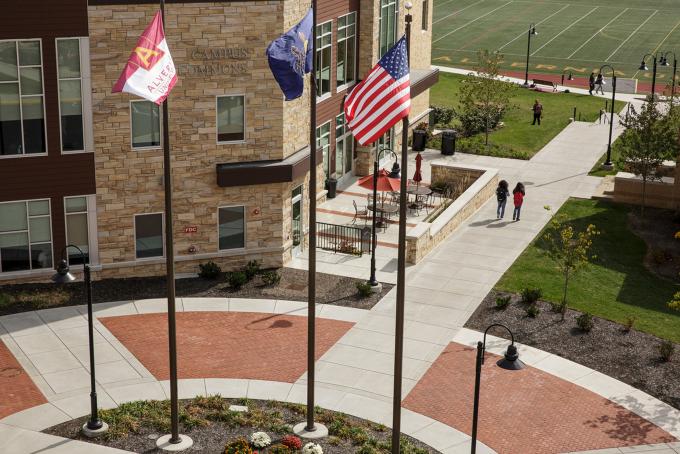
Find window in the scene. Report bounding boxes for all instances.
[0,199,52,273]
[218,206,245,250]
[378,128,394,160]
[379,0,398,58]
[335,113,354,178]
[216,95,245,143]
[135,213,164,259]
[337,13,356,89]
[130,100,161,149]
[57,38,84,152]
[422,0,429,31]
[65,196,89,265]
[0,40,46,156]
[315,21,332,98]
[316,121,331,181]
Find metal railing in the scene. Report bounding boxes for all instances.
[316,222,371,256]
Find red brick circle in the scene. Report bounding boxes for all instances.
[0,340,46,419]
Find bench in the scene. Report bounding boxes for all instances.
[532,78,557,92]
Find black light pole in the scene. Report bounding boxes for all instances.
[560,70,573,86]
[470,324,524,454]
[661,52,677,107]
[523,24,537,87]
[368,145,397,289]
[600,64,617,168]
[639,53,658,98]
[391,4,412,453]
[52,246,106,437]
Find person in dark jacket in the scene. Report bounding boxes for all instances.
[496,180,510,219]
[588,72,595,95]
[532,100,543,125]
[513,182,526,221]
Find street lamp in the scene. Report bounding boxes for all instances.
[367,144,398,290]
[52,245,108,437]
[599,64,617,169]
[661,51,677,107]
[470,324,524,454]
[560,71,574,86]
[523,24,537,87]
[640,52,660,98]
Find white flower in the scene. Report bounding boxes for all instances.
[250,431,271,448]
[302,442,323,454]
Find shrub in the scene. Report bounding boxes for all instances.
[576,313,594,332]
[521,287,542,304]
[327,436,341,446]
[431,105,456,127]
[281,435,302,450]
[357,445,379,454]
[495,295,511,310]
[356,281,373,298]
[227,271,248,290]
[261,271,281,286]
[244,260,261,280]
[0,293,11,308]
[269,444,292,454]
[198,261,221,279]
[668,291,680,311]
[224,437,253,454]
[526,303,539,318]
[623,316,637,332]
[250,431,271,448]
[302,442,323,454]
[658,341,675,362]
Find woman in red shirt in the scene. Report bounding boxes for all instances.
[513,182,525,221]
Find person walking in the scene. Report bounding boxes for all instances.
[595,73,605,95]
[513,182,525,221]
[496,180,510,219]
[532,100,543,125]
[588,72,595,95]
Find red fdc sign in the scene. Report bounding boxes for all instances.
[184,226,198,234]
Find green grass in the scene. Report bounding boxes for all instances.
[433,0,680,83]
[496,199,680,342]
[431,72,625,158]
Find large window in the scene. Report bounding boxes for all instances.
[335,113,353,178]
[337,13,356,89]
[130,100,161,149]
[218,206,245,250]
[0,199,52,273]
[57,38,84,152]
[134,213,164,259]
[65,196,89,265]
[216,95,245,143]
[422,0,429,31]
[316,121,331,181]
[0,40,46,156]
[316,21,332,98]
[379,0,398,58]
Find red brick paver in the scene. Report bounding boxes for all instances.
[403,343,676,454]
[0,340,46,419]
[101,312,353,382]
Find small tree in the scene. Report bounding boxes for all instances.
[617,99,680,216]
[543,207,599,320]
[458,50,515,145]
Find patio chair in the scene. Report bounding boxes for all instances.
[352,200,368,225]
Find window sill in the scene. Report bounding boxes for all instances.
[0,268,55,281]
[0,152,48,160]
[61,149,95,155]
[316,94,332,104]
[336,82,356,94]
[217,140,246,145]
[132,146,162,152]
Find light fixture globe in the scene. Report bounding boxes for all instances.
[405,1,413,10]
[661,57,670,67]
[496,344,525,371]
[530,27,537,35]
[639,61,648,71]
[567,72,574,81]
[52,259,76,284]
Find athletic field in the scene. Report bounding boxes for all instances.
[432,0,680,82]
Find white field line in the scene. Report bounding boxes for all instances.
[433,0,485,23]
[512,0,657,13]
[435,47,627,64]
[530,6,599,56]
[567,8,629,59]
[631,17,680,78]
[606,9,658,61]
[498,4,570,51]
[433,1,514,44]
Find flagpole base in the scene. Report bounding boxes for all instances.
[367,282,382,294]
[293,422,328,439]
[156,434,193,451]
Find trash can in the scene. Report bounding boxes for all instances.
[412,129,427,151]
[326,178,338,199]
[441,130,456,155]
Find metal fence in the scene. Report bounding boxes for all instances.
[316,222,371,256]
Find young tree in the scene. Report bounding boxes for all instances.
[543,207,599,320]
[458,50,515,145]
[617,99,680,216]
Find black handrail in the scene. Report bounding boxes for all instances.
[316,222,370,256]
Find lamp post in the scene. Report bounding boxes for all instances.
[52,246,108,437]
[523,24,537,87]
[470,324,524,454]
[599,64,617,169]
[639,53,659,98]
[560,70,574,87]
[661,51,677,107]
[368,144,398,290]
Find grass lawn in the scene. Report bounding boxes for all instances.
[431,72,626,159]
[495,199,680,343]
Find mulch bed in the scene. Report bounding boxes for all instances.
[44,398,438,454]
[465,292,680,410]
[0,268,392,316]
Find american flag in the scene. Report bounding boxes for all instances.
[344,36,410,146]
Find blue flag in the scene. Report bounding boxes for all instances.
[266,8,314,101]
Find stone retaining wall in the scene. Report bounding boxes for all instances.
[612,172,680,210]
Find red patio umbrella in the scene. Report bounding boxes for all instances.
[358,169,400,192]
[413,153,423,185]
